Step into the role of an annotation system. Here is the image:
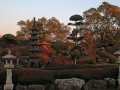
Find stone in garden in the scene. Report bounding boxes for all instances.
[104,77,116,88]
[114,49,120,64]
[55,78,85,90]
[15,85,27,90]
[45,84,55,90]
[28,85,45,90]
[83,79,107,90]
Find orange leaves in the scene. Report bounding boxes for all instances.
[97,5,104,12]
[39,42,53,63]
[42,42,51,50]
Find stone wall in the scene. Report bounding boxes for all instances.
[14,78,117,90]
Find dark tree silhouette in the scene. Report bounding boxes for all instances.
[0,34,18,47]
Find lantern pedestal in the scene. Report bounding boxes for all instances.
[4,65,14,90]
[4,84,14,90]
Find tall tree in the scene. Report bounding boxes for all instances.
[0,34,18,48]
[17,17,70,42]
[83,2,120,47]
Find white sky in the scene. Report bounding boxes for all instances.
[0,0,120,35]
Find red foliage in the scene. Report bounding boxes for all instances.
[92,36,96,41]
[64,60,74,64]
[87,48,96,57]
[54,55,62,63]
[84,31,91,37]
[39,42,53,63]
[39,54,50,63]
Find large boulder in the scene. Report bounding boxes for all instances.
[55,78,85,90]
[83,79,107,90]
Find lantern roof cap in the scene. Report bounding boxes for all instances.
[2,50,16,59]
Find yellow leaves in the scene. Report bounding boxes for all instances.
[38,17,47,25]
[46,19,60,29]
[45,29,57,34]
[26,19,33,30]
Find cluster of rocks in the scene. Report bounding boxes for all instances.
[14,77,117,90]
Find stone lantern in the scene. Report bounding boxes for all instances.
[2,50,16,90]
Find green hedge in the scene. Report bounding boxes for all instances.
[12,66,118,85]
